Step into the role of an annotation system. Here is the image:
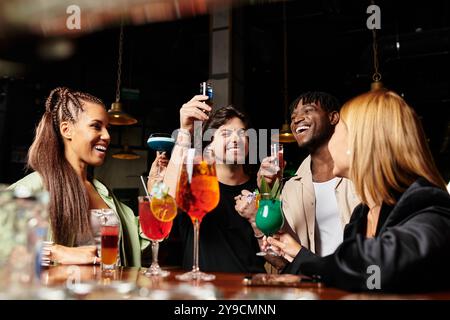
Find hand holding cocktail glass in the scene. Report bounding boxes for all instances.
[147,133,174,182]
[255,166,284,256]
[255,195,284,256]
[264,233,302,262]
[172,89,217,281]
[257,157,282,189]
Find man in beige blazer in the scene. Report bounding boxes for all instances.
[236,92,360,269]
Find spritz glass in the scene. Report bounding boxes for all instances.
[139,195,175,277]
[175,148,220,281]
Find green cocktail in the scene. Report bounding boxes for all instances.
[255,193,284,256]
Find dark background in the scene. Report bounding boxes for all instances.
[1,0,449,184]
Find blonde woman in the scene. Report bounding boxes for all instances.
[267,90,450,292]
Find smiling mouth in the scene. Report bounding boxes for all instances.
[295,125,311,134]
[94,145,107,153]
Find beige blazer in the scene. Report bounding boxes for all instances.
[281,156,360,254]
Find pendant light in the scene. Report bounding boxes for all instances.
[271,2,296,143]
[370,2,384,91]
[112,144,140,160]
[108,21,138,125]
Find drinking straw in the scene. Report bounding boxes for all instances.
[140,176,150,197]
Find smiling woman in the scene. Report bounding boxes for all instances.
[271,90,450,292]
[61,100,111,168]
[7,87,151,267]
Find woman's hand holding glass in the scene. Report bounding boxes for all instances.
[263,233,302,263]
[147,151,169,191]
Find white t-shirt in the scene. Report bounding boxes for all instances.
[313,178,343,257]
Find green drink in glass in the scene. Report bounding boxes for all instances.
[255,193,284,256]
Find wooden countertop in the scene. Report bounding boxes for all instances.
[37,265,450,300]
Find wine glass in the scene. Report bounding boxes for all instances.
[175,148,220,281]
[255,193,284,256]
[138,195,175,277]
[147,133,176,180]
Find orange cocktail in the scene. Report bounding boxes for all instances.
[176,161,220,223]
[175,149,220,281]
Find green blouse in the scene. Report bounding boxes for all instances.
[8,172,150,267]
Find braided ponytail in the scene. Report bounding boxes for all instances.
[28,87,105,246]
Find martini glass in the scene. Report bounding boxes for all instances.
[147,133,175,180]
[147,133,176,153]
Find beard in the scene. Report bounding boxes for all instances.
[297,125,334,150]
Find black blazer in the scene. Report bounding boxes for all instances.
[283,178,450,292]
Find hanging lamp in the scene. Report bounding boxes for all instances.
[112,144,140,160]
[370,2,384,91]
[108,21,138,125]
[271,2,296,143]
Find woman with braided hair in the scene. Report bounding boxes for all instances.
[9,87,154,266]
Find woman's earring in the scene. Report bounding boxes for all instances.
[346,150,351,155]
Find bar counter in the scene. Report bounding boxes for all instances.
[33,265,450,300]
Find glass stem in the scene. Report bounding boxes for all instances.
[151,240,160,269]
[157,164,161,178]
[192,218,200,273]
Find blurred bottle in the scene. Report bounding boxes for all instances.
[0,185,49,298]
[200,81,213,107]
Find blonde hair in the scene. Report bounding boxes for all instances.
[341,90,446,206]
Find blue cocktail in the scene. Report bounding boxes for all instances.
[147,133,175,182]
[147,133,175,153]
